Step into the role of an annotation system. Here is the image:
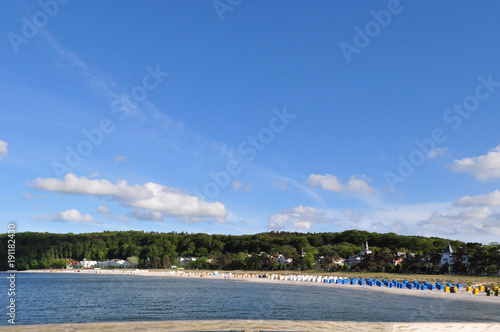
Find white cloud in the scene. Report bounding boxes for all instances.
[269,205,334,231]
[450,144,500,181]
[346,175,375,195]
[306,174,344,192]
[38,209,102,224]
[326,202,450,238]
[97,205,111,215]
[413,191,500,240]
[307,173,375,195]
[456,190,500,207]
[418,206,500,238]
[319,190,500,242]
[31,173,226,223]
[428,147,449,159]
[0,140,8,159]
[114,155,129,164]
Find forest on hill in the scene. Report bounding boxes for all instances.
[1,230,498,275]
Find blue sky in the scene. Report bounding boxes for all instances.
[1,0,500,243]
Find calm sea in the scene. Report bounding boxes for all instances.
[1,273,499,325]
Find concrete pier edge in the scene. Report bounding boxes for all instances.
[1,320,500,331]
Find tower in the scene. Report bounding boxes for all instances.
[360,239,372,256]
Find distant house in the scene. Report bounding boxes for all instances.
[440,244,454,266]
[392,256,404,266]
[66,261,80,269]
[333,257,345,266]
[178,257,198,266]
[440,244,468,270]
[277,254,293,265]
[347,240,372,268]
[98,259,130,268]
[72,258,130,269]
[347,254,363,267]
[78,258,97,268]
[391,252,408,266]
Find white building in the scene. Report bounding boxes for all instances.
[347,254,363,266]
[79,258,97,268]
[98,259,130,268]
[277,254,293,265]
[76,258,130,269]
[440,244,468,269]
[333,257,345,266]
[347,240,372,268]
[360,240,373,256]
[178,257,198,266]
[440,244,454,266]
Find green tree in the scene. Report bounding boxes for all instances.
[127,256,139,268]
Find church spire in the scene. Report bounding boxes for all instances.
[365,239,369,251]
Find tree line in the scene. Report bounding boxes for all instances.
[1,230,498,275]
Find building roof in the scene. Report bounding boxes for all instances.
[443,243,453,254]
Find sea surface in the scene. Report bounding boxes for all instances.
[1,273,499,325]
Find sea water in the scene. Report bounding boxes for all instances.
[0,273,498,325]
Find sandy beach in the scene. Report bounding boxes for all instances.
[20,269,500,305]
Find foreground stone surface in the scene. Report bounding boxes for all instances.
[1,320,500,331]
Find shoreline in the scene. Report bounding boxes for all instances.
[11,269,500,305]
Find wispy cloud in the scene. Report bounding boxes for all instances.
[40,31,119,100]
[19,192,33,200]
[232,181,252,191]
[232,181,242,190]
[38,31,254,173]
[114,155,128,164]
[307,173,375,195]
[0,140,8,159]
[428,147,450,159]
[344,209,363,222]
[128,209,165,222]
[97,205,111,216]
[272,181,288,190]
